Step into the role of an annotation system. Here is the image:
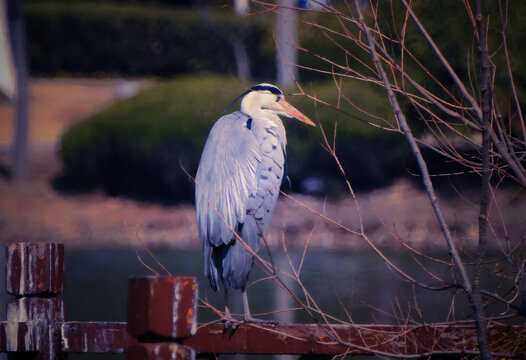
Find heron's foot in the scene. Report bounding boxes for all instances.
[221,315,243,331]
[243,316,278,325]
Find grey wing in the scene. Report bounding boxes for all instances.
[218,137,286,289]
[195,112,261,285]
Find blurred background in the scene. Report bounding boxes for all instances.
[0,1,525,356]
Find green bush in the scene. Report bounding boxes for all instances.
[24,2,366,79]
[25,2,275,77]
[56,74,411,203]
[374,1,526,112]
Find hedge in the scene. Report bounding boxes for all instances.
[25,2,275,77]
[55,74,412,203]
[25,1,526,102]
[24,2,371,80]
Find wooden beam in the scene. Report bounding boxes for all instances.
[1,322,523,357]
[183,323,526,356]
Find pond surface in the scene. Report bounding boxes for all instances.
[57,247,478,323]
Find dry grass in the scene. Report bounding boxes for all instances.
[0,78,126,147]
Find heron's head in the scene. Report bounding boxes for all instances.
[240,84,315,126]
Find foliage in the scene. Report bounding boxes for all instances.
[24,2,274,77]
[56,74,409,203]
[27,0,226,6]
[375,1,526,114]
[25,1,371,80]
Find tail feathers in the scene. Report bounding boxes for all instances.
[220,217,260,290]
[204,244,219,292]
[204,217,262,291]
[208,259,219,292]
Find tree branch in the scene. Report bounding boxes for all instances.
[353,0,477,328]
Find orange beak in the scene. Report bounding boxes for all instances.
[279,99,316,126]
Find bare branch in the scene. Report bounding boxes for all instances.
[399,0,482,119]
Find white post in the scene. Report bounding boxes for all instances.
[234,0,249,16]
[7,0,30,182]
[276,0,298,87]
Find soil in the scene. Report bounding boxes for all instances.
[0,79,524,250]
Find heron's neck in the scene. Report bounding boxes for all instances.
[240,93,283,128]
[241,95,260,116]
[242,108,283,128]
[240,93,267,117]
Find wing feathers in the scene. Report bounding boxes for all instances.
[196,112,260,248]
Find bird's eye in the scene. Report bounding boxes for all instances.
[276,96,281,102]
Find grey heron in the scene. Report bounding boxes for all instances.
[195,83,315,324]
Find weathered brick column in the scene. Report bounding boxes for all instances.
[126,276,198,360]
[5,242,65,360]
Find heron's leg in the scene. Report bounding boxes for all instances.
[241,287,251,318]
[242,288,278,324]
[222,288,240,329]
[224,287,235,319]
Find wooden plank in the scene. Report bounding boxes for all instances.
[183,323,526,356]
[0,322,134,354]
[127,343,195,360]
[3,322,520,356]
[59,322,135,353]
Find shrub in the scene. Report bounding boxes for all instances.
[56,74,411,203]
[24,2,365,80]
[25,2,275,77]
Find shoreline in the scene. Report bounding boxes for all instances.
[1,152,523,252]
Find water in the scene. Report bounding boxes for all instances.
[59,247,476,324]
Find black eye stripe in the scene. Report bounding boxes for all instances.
[250,85,283,95]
